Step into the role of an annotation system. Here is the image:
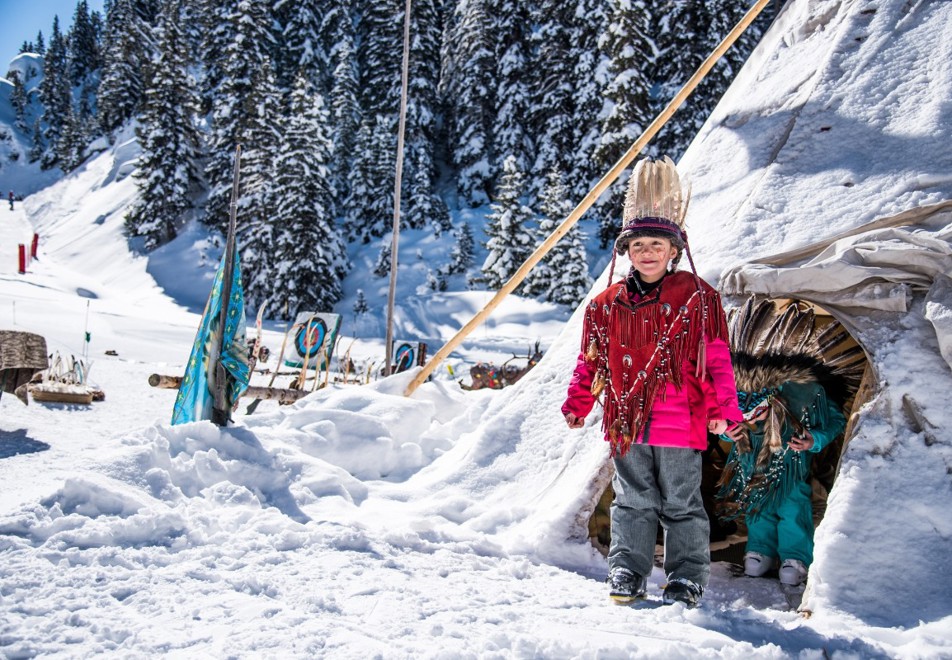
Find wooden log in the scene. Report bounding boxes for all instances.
[148,374,310,405]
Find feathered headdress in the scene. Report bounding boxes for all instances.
[613,156,691,256]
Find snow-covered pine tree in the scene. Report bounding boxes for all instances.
[594,0,653,248]
[529,0,577,198]
[491,1,534,182]
[406,146,450,236]
[124,0,203,250]
[444,221,475,276]
[254,73,348,319]
[275,0,325,90]
[480,155,536,291]
[198,0,239,115]
[373,240,392,277]
[356,0,401,118]
[68,1,101,86]
[29,120,43,163]
[9,71,29,133]
[441,0,496,206]
[352,289,369,317]
[570,0,611,203]
[98,0,148,134]
[402,0,442,231]
[37,17,72,170]
[328,37,360,213]
[205,0,276,231]
[35,31,46,54]
[345,115,396,243]
[530,167,592,305]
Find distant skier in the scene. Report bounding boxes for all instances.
[8,191,14,210]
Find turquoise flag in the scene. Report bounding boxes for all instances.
[171,252,250,425]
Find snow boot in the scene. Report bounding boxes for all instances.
[779,559,808,586]
[744,552,777,578]
[607,567,647,604]
[662,578,703,607]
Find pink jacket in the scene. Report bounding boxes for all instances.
[562,282,742,451]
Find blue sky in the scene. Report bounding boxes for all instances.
[0,0,105,72]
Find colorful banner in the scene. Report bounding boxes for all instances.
[171,253,250,425]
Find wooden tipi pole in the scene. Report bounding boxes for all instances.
[385,0,414,376]
[405,0,772,397]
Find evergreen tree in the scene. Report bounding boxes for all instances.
[125,0,202,249]
[276,0,325,89]
[441,0,496,206]
[98,0,148,134]
[405,145,450,236]
[529,0,576,196]
[37,16,72,170]
[29,120,43,163]
[35,31,46,54]
[9,71,29,133]
[251,74,348,319]
[444,221,475,276]
[352,289,369,317]
[69,0,100,85]
[373,240,392,277]
[529,167,592,305]
[491,1,533,178]
[328,38,360,211]
[595,0,653,248]
[402,0,442,230]
[480,155,536,291]
[570,0,611,202]
[356,1,401,119]
[206,0,276,231]
[345,115,395,243]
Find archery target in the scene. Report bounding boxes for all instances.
[295,318,328,360]
[391,340,426,373]
[283,312,341,369]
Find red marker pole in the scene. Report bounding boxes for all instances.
[31,233,39,258]
[18,244,26,273]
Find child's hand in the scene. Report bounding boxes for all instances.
[707,419,729,435]
[789,431,815,451]
[564,412,585,429]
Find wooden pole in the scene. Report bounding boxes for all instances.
[404,0,772,397]
[385,0,413,377]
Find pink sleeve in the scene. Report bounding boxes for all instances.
[561,353,596,419]
[704,336,743,423]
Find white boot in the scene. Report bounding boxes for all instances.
[744,552,776,577]
[779,559,808,586]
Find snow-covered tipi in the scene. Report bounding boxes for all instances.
[411,0,952,626]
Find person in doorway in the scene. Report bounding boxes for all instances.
[562,157,742,607]
[716,300,848,588]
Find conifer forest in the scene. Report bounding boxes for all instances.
[13,0,775,320]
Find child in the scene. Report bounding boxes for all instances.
[562,157,742,607]
[718,300,848,587]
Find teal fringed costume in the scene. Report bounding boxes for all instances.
[715,298,860,567]
[718,377,846,565]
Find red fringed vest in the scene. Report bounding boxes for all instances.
[580,271,729,457]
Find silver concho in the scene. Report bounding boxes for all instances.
[623,354,632,368]
[661,303,671,316]
[679,305,689,316]
[638,370,647,379]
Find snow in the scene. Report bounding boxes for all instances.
[2,0,952,657]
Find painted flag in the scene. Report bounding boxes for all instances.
[171,252,250,425]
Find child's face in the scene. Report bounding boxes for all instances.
[627,237,679,283]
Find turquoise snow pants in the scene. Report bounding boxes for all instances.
[745,480,815,566]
